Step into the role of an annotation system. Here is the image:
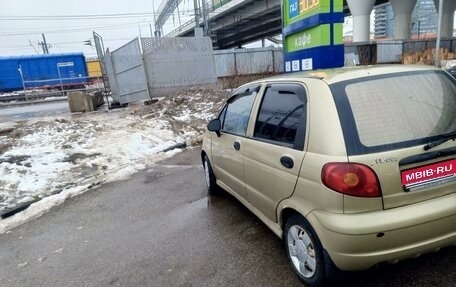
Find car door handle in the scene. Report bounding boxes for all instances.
[280,156,294,169]
[233,141,241,151]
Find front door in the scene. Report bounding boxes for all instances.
[211,85,260,200]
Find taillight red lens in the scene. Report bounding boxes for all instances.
[322,163,382,197]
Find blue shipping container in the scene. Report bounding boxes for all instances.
[0,53,88,92]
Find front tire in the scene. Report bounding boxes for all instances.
[284,215,336,287]
[203,155,221,195]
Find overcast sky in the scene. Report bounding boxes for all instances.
[1,1,455,58]
[0,0,196,57]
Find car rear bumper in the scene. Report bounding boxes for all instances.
[307,193,456,271]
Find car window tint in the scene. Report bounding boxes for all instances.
[222,87,258,136]
[331,70,456,155]
[254,83,307,149]
[346,72,456,146]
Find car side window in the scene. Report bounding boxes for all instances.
[221,86,259,136]
[254,83,307,150]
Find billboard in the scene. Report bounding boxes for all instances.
[282,0,344,72]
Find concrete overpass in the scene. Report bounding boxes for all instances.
[164,0,390,49]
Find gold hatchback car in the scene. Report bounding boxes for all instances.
[201,65,456,286]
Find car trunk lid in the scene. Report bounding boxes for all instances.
[330,68,456,210]
[349,143,456,209]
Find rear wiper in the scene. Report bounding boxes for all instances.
[423,131,456,151]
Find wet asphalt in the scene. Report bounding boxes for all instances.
[0,100,69,123]
[0,147,454,287]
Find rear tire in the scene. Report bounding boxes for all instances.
[284,215,339,287]
[203,155,221,195]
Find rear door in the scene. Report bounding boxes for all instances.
[330,70,456,209]
[244,82,307,221]
[211,85,260,200]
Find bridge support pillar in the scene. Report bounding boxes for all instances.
[434,0,456,38]
[390,0,417,40]
[347,0,376,42]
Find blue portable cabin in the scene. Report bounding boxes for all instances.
[0,53,88,92]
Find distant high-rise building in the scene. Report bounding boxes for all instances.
[411,0,438,38]
[374,0,438,39]
[374,4,394,39]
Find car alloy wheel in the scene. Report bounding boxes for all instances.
[287,225,317,278]
[284,215,332,287]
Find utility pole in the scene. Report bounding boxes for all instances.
[194,0,200,26]
[435,0,443,67]
[202,0,210,36]
[39,33,50,54]
[153,3,161,37]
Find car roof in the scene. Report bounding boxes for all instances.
[248,64,441,85]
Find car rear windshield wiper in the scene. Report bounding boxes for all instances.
[423,131,456,151]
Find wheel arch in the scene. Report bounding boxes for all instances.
[279,206,341,274]
[279,207,313,241]
[279,206,323,242]
[280,208,302,231]
[201,150,207,165]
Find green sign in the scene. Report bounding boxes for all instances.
[285,25,330,52]
[282,0,344,71]
[283,0,342,26]
[333,23,343,45]
[285,23,343,53]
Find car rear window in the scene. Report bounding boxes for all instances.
[330,70,456,155]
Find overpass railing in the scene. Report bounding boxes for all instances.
[167,19,196,37]
[166,0,218,37]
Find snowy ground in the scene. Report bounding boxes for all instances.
[0,87,229,233]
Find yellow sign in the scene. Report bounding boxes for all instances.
[299,0,319,14]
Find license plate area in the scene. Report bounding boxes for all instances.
[401,158,456,191]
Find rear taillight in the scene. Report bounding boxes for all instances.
[321,163,382,198]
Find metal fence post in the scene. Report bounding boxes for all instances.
[272,50,275,73]
[17,65,26,100]
[57,64,65,97]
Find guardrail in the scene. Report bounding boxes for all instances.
[166,0,214,37]
[167,19,197,37]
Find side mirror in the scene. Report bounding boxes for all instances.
[207,119,221,137]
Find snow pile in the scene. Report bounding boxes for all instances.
[0,87,229,230]
[1,116,178,211]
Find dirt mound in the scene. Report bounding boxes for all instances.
[0,86,231,214]
[139,87,230,137]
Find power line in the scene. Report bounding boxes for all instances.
[0,12,158,20]
[0,9,274,21]
[0,22,148,37]
[0,37,137,51]
[0,10,198,21]
[0,13,198,37]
